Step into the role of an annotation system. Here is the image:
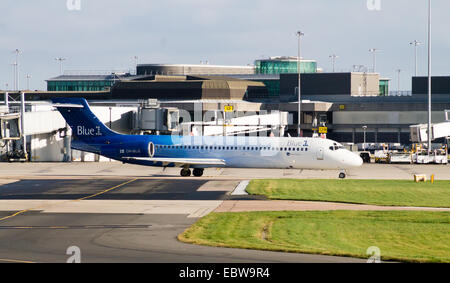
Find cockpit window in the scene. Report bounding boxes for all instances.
[330,145,345,151]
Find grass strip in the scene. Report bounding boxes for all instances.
[246,179,450,208]
[179,211,450,263]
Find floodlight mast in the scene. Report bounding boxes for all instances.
[12,49,21,90]
[368,48,381,73]
[296,31,304,137]
[26,74,31,90]
[329,54,339,72]
[396,69,402,93]
[410,40,422,77]
[427,0,432,154]
[55,57,67,75]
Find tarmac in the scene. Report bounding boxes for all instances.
[0,162,448,263]
[1,162,449,180]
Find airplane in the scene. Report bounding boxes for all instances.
[51,98,363,178]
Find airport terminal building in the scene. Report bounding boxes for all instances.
[42,61,449,145]
[2,58,450,162]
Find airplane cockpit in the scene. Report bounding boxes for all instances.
[329,142,345,151]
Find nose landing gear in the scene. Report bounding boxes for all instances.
[339,171,347,179]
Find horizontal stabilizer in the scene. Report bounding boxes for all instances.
[51,103,84,108]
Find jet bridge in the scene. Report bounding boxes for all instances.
[181,111,288,137]
[410,118,450,143]
[408,111,449,164]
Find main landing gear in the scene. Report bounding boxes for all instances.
[193,168,204,177]
[180,168,204,177]
[180,168,191,177]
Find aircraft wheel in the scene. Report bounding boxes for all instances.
[339,172,346,179]
[193,168,204,177]
[180,168,191,177]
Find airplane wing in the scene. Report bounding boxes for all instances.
[123,157,226,167]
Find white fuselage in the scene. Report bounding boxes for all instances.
[152,136,363,170]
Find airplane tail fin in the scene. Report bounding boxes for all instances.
[52,98,118,140]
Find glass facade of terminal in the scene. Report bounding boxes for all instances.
[255,59,317,75]
[379,79,389,96]
[47,80,113,92]
[250,79,280,98]
[253,58,317,97]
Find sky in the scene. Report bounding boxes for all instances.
[1,0,449,91]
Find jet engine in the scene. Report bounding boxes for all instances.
[148,142,155,158]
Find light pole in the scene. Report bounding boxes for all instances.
[13,49,21,90]
[427,0,432,154]
[410,40,422,77]
[368,48,381,73]
[296,31,304,137]
[396,69,402,93]
[55,57,67,75]
[362,125,368,151]
[26,75,31,90]
[134,56,139,74]
[329,54,339,72]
